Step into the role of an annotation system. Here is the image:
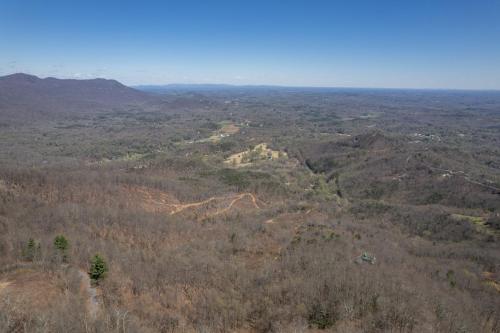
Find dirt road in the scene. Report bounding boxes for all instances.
[78,269,99,319]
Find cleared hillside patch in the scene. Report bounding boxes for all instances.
[224,143,288,167]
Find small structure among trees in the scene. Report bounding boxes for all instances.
[355,252,376,265]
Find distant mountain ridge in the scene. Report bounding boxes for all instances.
[135,83,500,94]
[0,73,155,124]
[134,83,352,93]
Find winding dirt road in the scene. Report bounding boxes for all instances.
[170,192,262,216]
[133,186,264,217]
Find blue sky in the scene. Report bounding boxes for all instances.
[1,0,499,89]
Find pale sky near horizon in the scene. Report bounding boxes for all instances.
[1,0,500,89]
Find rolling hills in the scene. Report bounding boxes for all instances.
[0,73,156,123]
[0,76,499,332]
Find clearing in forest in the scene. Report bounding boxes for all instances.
[0,270,62,308]
[126,186,264,219]
[451,214,499,236]
[0,280,11,293]
[224,143,287,167]
[198,122,240,143]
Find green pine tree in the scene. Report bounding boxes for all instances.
[53,235,69,262]
[89,254,108,284]
[23,238,36,261]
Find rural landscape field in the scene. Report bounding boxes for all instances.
[0,73,499,332]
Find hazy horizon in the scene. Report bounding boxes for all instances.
[4,72,500,92]
[1,1,500,90]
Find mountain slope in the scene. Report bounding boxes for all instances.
[0,73,155,123]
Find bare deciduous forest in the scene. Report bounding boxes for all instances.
[0,74,499,332]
